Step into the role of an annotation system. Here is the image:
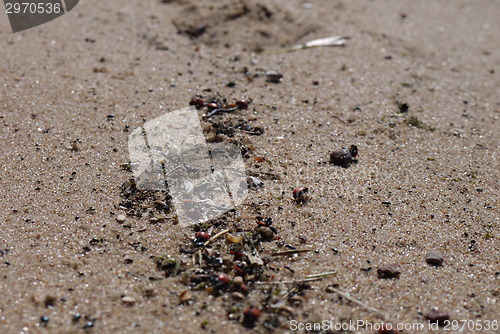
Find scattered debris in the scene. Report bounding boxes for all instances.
[329,145,358,166]
[189,94,251,118]
[425,251,444,266]
[155,255,182,277]
[377,265,401,279]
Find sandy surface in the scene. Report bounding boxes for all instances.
[0,0,498,333]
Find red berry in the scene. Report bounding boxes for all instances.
[206,102,219,110]
[239,283,248,295]
[292,187,308,199]
[242,306,261,328]
[189,96,204,109]
[195,232,210,242]
[235,100,248,109]
[217,273,230,284]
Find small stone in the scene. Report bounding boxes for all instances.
[377,265,401,279]
[247,176,263,188]
[425,309,449,326]
[40,316,49,324]
[116,215,126,223]
[329,145,358,166]
[232,292,245,300]
[266,71,283,83]
[425,251,444,266]
[121,296,136,306]
[257,226,274,241]
[83,321,94,329]
[179,290,192,304]
[233,276,244,286]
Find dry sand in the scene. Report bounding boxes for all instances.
[0,0,498,333]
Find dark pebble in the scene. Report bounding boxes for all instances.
[83,321,94,329]
[425,250,444,266]
[377,265,400,279]
[72,313,82,322]
[329,145,358,166]
[266,71,282,83]
[425,309,449,326]
[40,316,49,324]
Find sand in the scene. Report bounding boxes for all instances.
[0,0,498,333]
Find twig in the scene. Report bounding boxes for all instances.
[253,277,323,285]
[305,271,337,279]
[204,229,230,247]
[326,286,389,320]
[272,249,313,256]
[332,115,348,124]
[204,107,239,118]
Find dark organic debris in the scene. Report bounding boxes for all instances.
[119,178,171,220]
[398,102,409,113]
[155,255,182,277]
[189,94,251,118]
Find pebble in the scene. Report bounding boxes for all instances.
[377,265,401,279]
[257,226,274,241]
[116,215,126,223]
[121,296,136,306]
[266,71,283,83]
[329,145,358,166]
[425,250,444,266]
[179,290,192,304]
[83,321,94,329]
[425,309,449,326]
[232,292,245,300]
[233,276,244,286]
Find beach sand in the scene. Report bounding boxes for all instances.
[0,0,498,333]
